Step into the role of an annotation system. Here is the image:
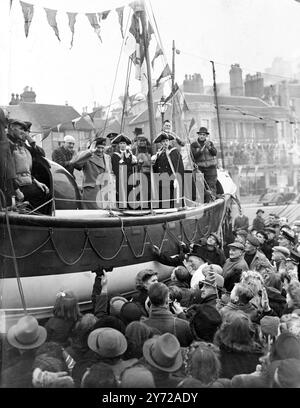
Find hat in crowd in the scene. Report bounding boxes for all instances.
[7,315,47,350]
[280,227,296,243]
[88,327,127,358]
[202,264,224,277]
[121,366,155,388]
[111,133,132,145]
[8,118,27,130]
[153,131,174,144]
[246,234,260,247]
[256,209,264,215]
[189,304,222,342]
[120,301,144,324]
[196,126,209,135]
[94,137,107,146]
[64,135,75,143]
[187,244,209,262]
[234,229,248,238]
[287,250,300,265]
[109,296,128,316]
[272,246,290,258]
[173,266,190,282]
[33,354,66,372]
[265,227,276,234]
[92,315,126,334]
[143,333,182,372]
[228,241,245,251]
[133,127,143,136]
[270,331,300,361]
[256,230,268,240]
[136,133,148,140]
[269,359,300,388]
[260,316,280,338]
[208,233,221,246]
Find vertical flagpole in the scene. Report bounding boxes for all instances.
[211,60,225,169]
[138,1,156,145]
[172,40,176,133]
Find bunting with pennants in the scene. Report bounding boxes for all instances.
[20,1,34,37]
[67,12,77,49]
[86,13,102,42]
[44,8,60,41]
[156,64,172,87]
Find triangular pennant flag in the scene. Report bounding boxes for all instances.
[156,64,172,87]
[87,111,97,123]
[151,43,163,68]
[20,1,34,38]
[41,128,52,141]
[71,117,81,129]
[116,6,124,38]
[98,10,110,20]
[86,13,102,42]
[44,8,60,41]
[164,83,179,104]
[129,12,141,44]
[67,12,77,49]
[183,99,189,112]
[189,117,196,133]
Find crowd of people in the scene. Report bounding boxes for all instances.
[222,142,300,168]
[1,210,300,388]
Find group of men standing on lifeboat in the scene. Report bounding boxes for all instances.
[0,106,219,212]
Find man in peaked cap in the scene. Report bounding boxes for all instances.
[197,233,226,267]
[278,226,296,251]
[190,126,218,199]
[52,135,76,175]
[7,118,50,213]
[223,241,249,292]
[151,131,184,209]
[252,209,265,232]
[71,137,114,209]
[244,234,274,274]
[110,133,137,209]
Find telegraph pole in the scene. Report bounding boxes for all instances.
[211,60,225,169]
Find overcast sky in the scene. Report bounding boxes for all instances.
[1,0,300,113]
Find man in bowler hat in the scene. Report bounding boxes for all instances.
[190,127,218,199]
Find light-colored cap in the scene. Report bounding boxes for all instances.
[64,135,75,143]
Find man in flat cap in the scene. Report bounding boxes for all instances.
[252,209,265,231]
[111,134,137,208]
[6,118,50,213]
[190,126,218,200]
[223,241,249,292]
[151,131,184,208]
[52,135,76,176]
[244,234,274,274]
[278,226,296,252]
[271,246,290,274]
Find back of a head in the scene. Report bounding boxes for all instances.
[81,362,118,388]
[264,272,282,292]
[190,342,221,384]
[92,316,126,334]
[221,315,253,346]
[120,365,155,388]
[174,266,190,283]
[287,281,300,309]
[135,269,157,291]
[268,358,300,388]
[270,331,300,361]
[231,282,254,305]
[148,282,169,307]
[120,301,143,324]
[190,304,222,342]
[53,290,80,322]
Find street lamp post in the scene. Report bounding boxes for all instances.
[157,96,169,129]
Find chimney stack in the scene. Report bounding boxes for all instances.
[229,64,244,96]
